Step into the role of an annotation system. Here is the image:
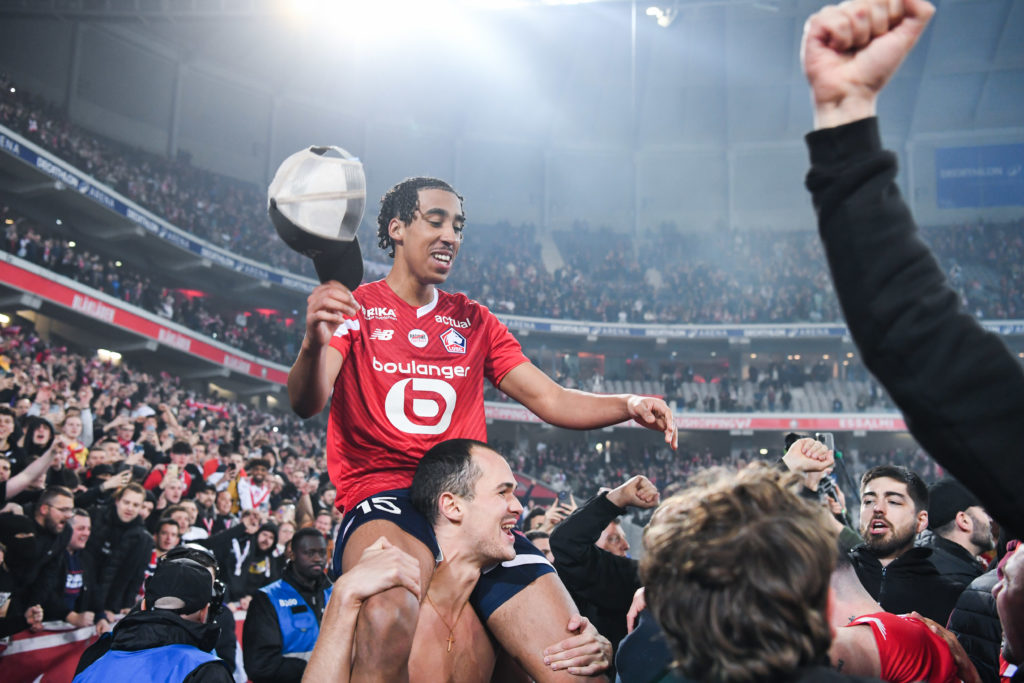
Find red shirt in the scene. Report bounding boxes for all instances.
[327,280,528,512]
[846,612,959,683]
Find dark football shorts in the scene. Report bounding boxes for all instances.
[333,488,555,620]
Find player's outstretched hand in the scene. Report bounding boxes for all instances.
[304,281,361,349]
[608,475,660,510]
[627,396,678,449]
[334,536,422,607]
[542,614,612,676]
[802,0,935,129]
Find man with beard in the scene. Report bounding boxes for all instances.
[85,483,155,634]
[243,528,332,683]
[922,479,994,587]
[850,466,963,624]
[223,520,282,603]
[22,486,75,622]
[193,483,217,537]
[237,458,272,514]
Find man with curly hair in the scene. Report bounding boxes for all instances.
[289,176,676,681]
[640,464,876,683]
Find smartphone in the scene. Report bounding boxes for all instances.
[557,489,572,504]
[814,432,835,452]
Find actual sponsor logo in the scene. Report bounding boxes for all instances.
[365,307,397,321]
[370,329,394,341]
[278,598,299,607]
[435,314,471,329]
[441,328,467,354]
[408,329,428,348]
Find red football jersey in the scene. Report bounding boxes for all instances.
[327,279,528,512]
[847,612,959,683]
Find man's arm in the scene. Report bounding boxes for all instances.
[499,363,677,448]
[303,537,421,683]
[4,447,57,500]
[802,0,1024,539]
[549,482,650,612]
[242,590,306,683]
[287,282,355,418]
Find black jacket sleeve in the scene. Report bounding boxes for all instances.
[806,118,1024,539]
[947,569,1002,683]
[242,588,307,683]
[549,492,640,613]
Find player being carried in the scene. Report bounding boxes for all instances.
[286,175,676,681]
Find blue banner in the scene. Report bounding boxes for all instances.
[936,144,1024,209]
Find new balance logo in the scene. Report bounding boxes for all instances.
[370,329,395,341]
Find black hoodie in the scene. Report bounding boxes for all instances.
[84,502,154,614]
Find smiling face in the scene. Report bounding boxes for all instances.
[459,446,523,565]
[116,490,145,523]
[859,476,926,562]
[389,188,464,286]
[69,513,91,551]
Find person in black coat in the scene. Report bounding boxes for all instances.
[73,559,232,683]
[918,480,993,588]
[243,528,332,683]
[20,487,74,622]
[848,466,963,625]
[948,568,1002,683]
[550,475,659,672]
[83,483,154,633]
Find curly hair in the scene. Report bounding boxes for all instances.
[640,464,836,683]
[376,177,464,258]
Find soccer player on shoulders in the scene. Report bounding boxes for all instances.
[288,177,676,682]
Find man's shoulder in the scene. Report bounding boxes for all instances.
[437,288,487,317]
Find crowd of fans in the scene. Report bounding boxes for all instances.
[6,198,903,412]
[1,206,298,364]
[0,314,1007,683]
[3,77,1024,331]
[0,74,315,278]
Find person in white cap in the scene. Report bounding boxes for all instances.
[284,174,675,681]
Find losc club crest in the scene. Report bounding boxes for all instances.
[440,328,467,354]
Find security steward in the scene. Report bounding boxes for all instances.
[242,527,331,683]
[73,557,232,683]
